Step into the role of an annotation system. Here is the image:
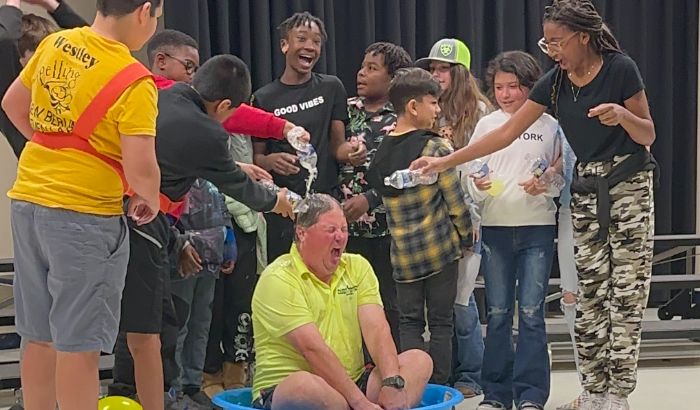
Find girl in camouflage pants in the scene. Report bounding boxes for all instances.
[412,2,657,409]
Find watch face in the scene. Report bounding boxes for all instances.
[384,375,405,389]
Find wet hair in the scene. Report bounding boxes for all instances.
[294,194,342,243]
[544,0,623,118]
[146,29,198,66]
[97,0,162,17]
[364,42,413,77]
[277,11,328,42]
[435,64,493,149]
[388,68,442,115]
[18,14,57,57]
[484,51,543,106]
[192,55,251,106]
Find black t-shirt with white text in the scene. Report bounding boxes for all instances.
[252,73,348,195]
[529,52,645,163]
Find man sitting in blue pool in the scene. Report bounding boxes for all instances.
[251,194,432,410]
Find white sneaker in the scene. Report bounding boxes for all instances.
[608,394,630,410]
[477,402,506,410]
[579,393,609,410]
[556,391,589,410]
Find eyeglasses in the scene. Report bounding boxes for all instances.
[537,32,578,55]
[163,52,199,75]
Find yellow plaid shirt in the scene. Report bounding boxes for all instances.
[382,137,473,283]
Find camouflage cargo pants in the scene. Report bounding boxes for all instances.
[571,156,654,397]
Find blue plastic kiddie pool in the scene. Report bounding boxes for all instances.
[212,384,464,410]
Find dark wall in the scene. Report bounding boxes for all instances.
[164,0,698,241]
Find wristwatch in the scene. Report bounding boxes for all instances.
[381,375,406,389]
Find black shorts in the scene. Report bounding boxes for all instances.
[252,364,375,409]
[119,212,172,334]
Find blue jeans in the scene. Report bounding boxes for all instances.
[452,294,483,393]
[480,226,554,409]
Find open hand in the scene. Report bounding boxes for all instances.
[409,156,446,174]
[238,162,272,181]
[265,153,300,175]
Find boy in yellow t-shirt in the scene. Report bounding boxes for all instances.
[0,1,163,409]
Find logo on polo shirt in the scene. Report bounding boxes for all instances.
[336,285,358,296]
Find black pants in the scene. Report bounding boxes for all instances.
[204,224,258,373]
[264,213,294,264]
[396,261,458,385]
[346,235,400,348]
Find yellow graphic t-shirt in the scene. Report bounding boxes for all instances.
[8,27,158,215]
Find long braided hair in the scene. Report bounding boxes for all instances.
[544,0,623,117]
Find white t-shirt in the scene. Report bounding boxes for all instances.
[462,109,561,227]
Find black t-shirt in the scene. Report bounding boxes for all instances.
[252,73,348,195]
[156,83,277,212]
[529,52,645,163]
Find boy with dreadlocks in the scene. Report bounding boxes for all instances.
[253,11,365,263]
[413,1,656,409]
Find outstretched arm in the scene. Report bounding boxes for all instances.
[412,100,547,174]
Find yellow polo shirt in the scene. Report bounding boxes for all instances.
[252,244,383,400]
[9,27,157,215]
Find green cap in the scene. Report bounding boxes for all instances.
[416,38,471,70]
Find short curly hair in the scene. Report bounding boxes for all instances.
[18,14,57,57]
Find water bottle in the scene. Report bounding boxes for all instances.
[286,126,309,151]
[525,154,566,191]
[259,180,309,213]
[384,169,438,189]
[541,171,566,191]
[297,145,318,171]
[525,154,549,178]
[464,159,503,196]
[464,159,490,178]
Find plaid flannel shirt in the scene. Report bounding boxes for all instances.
[382,137,473,283]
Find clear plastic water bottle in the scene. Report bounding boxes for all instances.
[541,171,566,191]
[525,154,566,191]
[297,145,318,171]
[463,159,503,196]
[259,180,309,213]
[286,126,309,151]
[525,154,549,178]
[464,159,490,178]
[384,169,438,189]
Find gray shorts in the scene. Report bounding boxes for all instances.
[11,200,129,353]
